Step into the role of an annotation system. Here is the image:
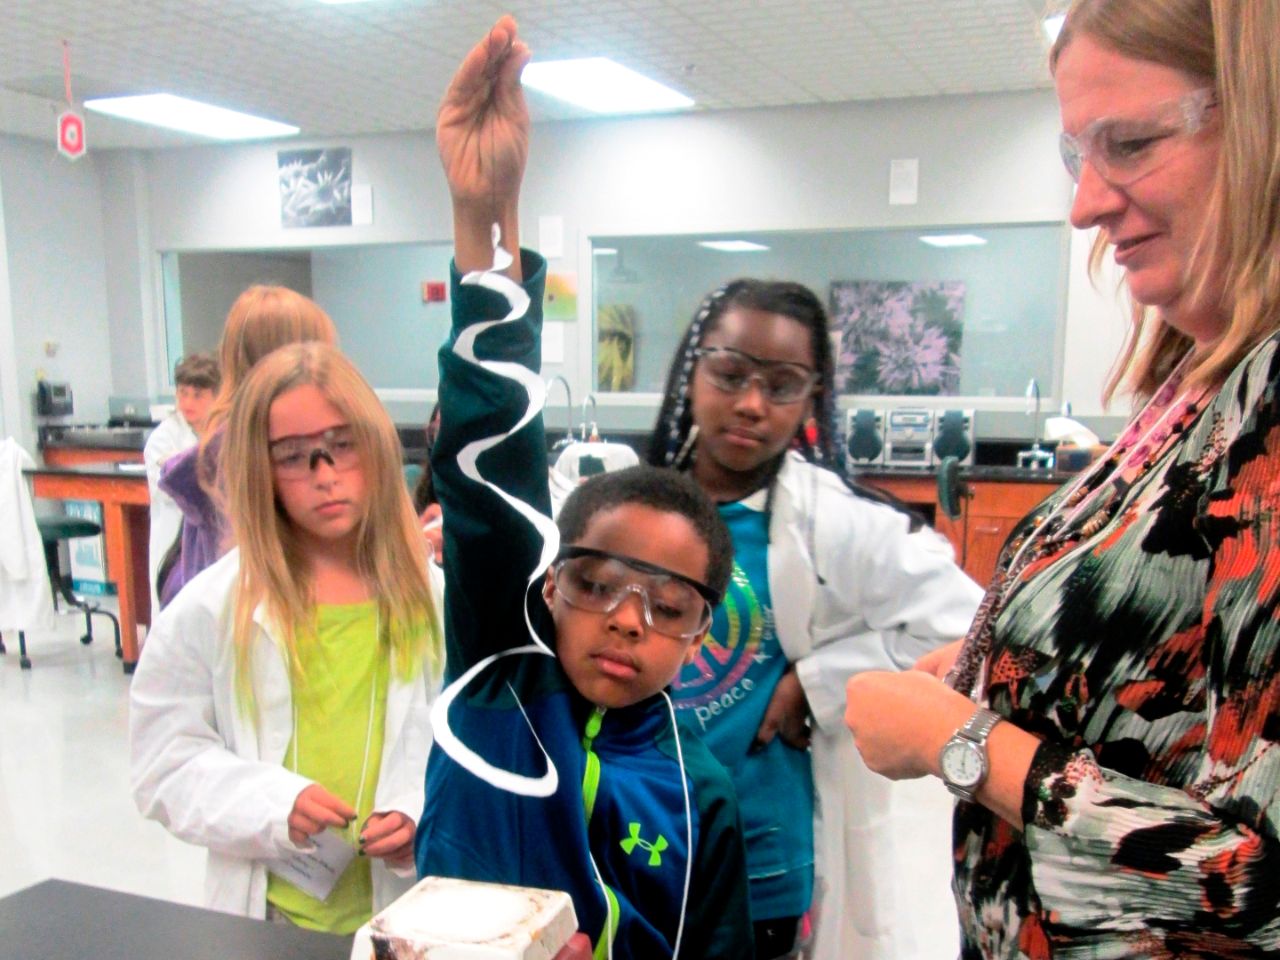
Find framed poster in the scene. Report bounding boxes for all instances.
[278,147,353,227]
[830,280,965,395]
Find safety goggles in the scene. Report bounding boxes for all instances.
[552,546,719,640]
[268,425,360,480]
[1058,87,1216,186]
[694,346,818,404]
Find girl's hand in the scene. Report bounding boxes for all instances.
[359,811,416,866]
[914,638,964,681]
[844,670,974,780]
[419,503,444,562]
[438,16,531,217]
[753,668,812,751]
[288,784,356,845]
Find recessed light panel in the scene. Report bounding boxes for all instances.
[522,58,693,114]
[84,94,299,140]
[919,234,988,248]
[698,240,770,253]
[1042,13,1066,44]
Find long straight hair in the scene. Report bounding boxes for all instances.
[1052,0,1280,404]
[222,342,439,713]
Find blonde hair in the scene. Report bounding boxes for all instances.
[222,342,439,713]
[1052,0,1280,405]
[197,285,338,492]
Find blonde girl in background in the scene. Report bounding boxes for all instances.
[131,341,440,932]
[158,285,338,605]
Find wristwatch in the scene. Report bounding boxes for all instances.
[938,707,1002,802]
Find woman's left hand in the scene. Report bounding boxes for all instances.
[360,811,416,866]
[753,668,812,751]
[844,670,974,780]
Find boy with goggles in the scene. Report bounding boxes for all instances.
[415,17,754,960]
[551,546,718,641]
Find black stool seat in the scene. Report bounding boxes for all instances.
[2,514,121,669]
[37,516,102,541]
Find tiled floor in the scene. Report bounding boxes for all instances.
[0,602,204,904]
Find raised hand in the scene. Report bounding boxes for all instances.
[438,15,531,272]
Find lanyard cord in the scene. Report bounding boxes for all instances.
[289,611,381,842]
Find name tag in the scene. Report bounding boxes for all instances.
[267,828,356,901]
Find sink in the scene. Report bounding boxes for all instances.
[57,426,152,450]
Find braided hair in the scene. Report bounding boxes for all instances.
[645,278,922,527]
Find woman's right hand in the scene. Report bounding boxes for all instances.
[914,638,964,681]
[553,934,593,960]
[287,783,356,845]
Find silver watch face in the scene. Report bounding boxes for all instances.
[941,739,984,789]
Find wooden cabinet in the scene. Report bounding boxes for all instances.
[858,471,1060,585]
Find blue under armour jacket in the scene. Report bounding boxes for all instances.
[414,251,754,960]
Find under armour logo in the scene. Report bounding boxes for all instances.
[620,822,668,867]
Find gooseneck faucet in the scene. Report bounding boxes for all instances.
[581,393,599,442]
[546,375,575,459]
[1017,377,1055,470]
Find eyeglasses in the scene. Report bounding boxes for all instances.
[694,346,818,404]
[1059,87,1217,186]
[552,546,719,640]
[268,425,360,480]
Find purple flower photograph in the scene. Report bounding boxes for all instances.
[830,280,965,395]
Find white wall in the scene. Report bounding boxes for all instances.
[98,151,159,402]
[0,88,1133,442]
[0,134,112,449]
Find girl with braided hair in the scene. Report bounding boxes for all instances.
[647,279,983,960]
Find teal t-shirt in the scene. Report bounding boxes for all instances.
[673,497,814,922]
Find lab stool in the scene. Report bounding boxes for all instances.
[0,516,122,669]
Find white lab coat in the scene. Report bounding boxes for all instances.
[0,438,54,633]
[143,413,197,613]
[129,550,438,919]
[767,454,983,960]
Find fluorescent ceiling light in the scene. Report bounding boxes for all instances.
[1042,13,1066,44]
[522,58,693,114]
[593,247,619,256]
[919,233,987,248]
[698,240,770,253]
[84,94,299,140]
[315,0,380,4]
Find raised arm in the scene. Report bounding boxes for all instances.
[432,17,552,676]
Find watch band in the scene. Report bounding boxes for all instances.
[958,706,1001,744]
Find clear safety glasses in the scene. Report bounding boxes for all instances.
[552,546,719,640]
[268,425,361,480]
[694,346,818,405]
[1059,87,1217,186]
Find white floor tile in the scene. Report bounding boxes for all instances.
[0,601,204,905]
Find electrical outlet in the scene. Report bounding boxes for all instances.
[43,339,59,357]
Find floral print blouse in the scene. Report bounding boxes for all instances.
[952,333,1280,959]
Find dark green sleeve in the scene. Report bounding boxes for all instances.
[681,741,756,960]
[432,251,553,679]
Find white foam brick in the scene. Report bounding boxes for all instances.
[351,876,578,960]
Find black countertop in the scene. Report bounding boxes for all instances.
[0,880,349,960]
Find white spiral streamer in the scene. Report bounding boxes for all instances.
[429,226,563,798]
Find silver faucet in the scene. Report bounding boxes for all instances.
[1017,377,1055,470]
[581,393,599,442]
[546,375,575,456]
